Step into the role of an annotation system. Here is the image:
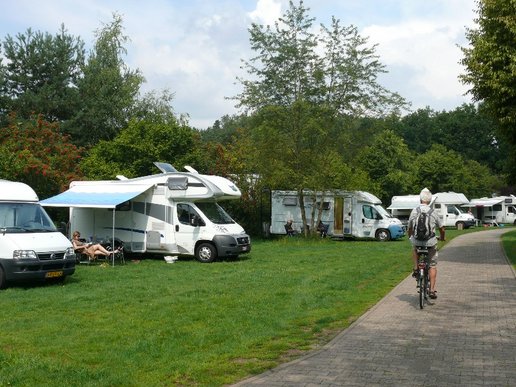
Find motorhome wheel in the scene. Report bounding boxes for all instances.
[196,243,217,263]
[375,229,390,241]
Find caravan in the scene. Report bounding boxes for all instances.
[270,190,405,241]
[41,163,251,263]
[468,196,516,225]
[0,180,76,289]
[388,192,475,229]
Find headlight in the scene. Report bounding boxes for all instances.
[13,250,38,260]
[65,247,75,259]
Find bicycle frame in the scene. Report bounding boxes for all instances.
[415,246,430,309]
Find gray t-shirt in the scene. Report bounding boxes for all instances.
[408,204,443,246]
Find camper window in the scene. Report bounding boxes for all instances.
[177,203,202,226]
[282,197,297,206]
[493,204,502,211]
[0,203,55,232]
[196,202,234,225]
[315,201,331,210]
[362,205,381,220]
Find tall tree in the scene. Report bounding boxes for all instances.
[460,0,516,179]
[356,130,415,204]
[233,0,406,234]
[80,94,202,180]
[0,26,84,124]
[64,13,144,146]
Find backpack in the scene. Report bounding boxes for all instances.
[413,207,434,241]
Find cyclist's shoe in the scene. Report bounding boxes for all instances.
[412,269,419,278]
[429,291,437,299]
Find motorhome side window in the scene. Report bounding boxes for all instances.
[0,203,55,232]
[493,204,502,211]
[196,202,235,224]
[362,205,380,220]
[177,204,202,226]
[447,206,458,215]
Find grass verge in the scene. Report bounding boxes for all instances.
[0,226,507,386]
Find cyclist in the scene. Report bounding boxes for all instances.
[407,188,445,299]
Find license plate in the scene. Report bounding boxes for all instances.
[45,271,63,278]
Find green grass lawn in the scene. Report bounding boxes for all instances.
[0,227,511,386]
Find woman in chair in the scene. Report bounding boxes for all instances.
[72,231,120,261]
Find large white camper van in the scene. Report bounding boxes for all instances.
[388,192,475,229]
[0,180,76,289]
[41,163,251,263]
[468,196,516,225]
[270,190,405,241]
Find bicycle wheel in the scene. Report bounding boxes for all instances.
[418,269,425,309]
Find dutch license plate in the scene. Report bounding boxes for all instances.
[45,271,63,278]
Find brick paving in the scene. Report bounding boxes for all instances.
[233,228,516,386]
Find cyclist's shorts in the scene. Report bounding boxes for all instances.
[415,245,438,267]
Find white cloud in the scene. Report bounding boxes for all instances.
[361,1,476,110]
[248,0,283,26]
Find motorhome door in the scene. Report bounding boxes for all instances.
[174,203,201,255]
[343,196,353,236]
[333,197,344,235]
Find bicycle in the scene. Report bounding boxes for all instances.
[415,246,430,309]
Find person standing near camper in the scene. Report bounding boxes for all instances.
[407,188,445,299]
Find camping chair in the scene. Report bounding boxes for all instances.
[73,238,93,264]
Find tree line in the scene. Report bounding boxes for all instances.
[0,1,513,236]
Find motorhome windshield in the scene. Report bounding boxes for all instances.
[375,205,392,218]
[196,202,235,224]
[0,202,56,233]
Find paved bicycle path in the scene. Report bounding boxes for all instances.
[233,228,516,386]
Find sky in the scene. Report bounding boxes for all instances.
[0,0,478,129]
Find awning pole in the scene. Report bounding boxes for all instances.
[112,209,115,267]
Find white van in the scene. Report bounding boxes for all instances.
[468,196,516,225]
[270,190,405,241]
[388,192,475,229]
[0,180,76,289]
[41,163,251,263]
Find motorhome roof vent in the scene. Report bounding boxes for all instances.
[154,162,177,174]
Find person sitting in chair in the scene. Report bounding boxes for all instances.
[317,220,329,238]
[72,231,120,261]
[284,220,297,236]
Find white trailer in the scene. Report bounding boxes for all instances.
[0,180,76,289]
[388,192,475,229]
[467,196,516,225]
[270,190,405,241]
[41,163,251,263]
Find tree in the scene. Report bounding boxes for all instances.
[233,1,405,234]
[64,13,144,146]
[80,103,202,180]
[356,130,415,203]
[460,0,516,179]
[0,114,83,199]
[0,26,85,124]
[413,144,497,198]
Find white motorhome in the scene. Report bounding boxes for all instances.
[0,180,76,289]
[41,163,251,263]
[270,190,405,241]
[388,192,475,229]
[468,196,516,225]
